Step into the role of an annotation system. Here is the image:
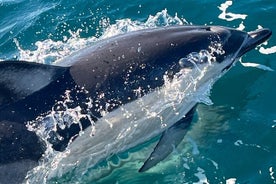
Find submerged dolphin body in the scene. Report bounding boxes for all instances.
[0,26,272,182]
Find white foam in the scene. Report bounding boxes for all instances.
[240,61,274,71]
[14,31,97,64]
[269,167,276,183]
[226,178,237,184]
[14,9,187,66]
[218,1,247,21]
[259,46,276,55]
[236,21,245,31]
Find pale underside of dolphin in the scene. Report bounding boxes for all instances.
[0,25,272,182]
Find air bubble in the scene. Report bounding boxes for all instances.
[180,49,212,68]
[188,52,200,62]
[199,55,208,63]
[199,50,209,63]
[199,50,209,56]
[179,58,194,68]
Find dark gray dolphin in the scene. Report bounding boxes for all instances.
[0,25,272,181]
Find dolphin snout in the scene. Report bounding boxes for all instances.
[238,28,272,57]
[248,28,272,42]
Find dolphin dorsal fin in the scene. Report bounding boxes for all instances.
[0,61,68,107]
[139,106,196,172]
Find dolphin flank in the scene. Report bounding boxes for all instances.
[0,25,272,182]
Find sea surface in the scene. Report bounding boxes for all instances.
[0,0,276,183]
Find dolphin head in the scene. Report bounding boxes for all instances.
[174,26,272,70]
[210,26,272,69]
[168,26,272,90]
[238,28,272,57]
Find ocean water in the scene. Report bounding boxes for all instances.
[0,0,276,183]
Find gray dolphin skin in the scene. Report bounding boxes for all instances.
[0,25,272,182]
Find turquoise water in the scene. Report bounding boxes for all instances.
[0,0,276,183]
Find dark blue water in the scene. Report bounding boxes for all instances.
[0,0,276,183]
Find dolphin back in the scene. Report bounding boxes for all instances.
[0,61,68,107]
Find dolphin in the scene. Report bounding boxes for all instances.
[0,25,272,182]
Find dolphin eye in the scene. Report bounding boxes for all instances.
[205,27,211,31]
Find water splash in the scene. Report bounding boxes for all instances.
[218,1,247,22]
[217,0,246,31]
[259,46,276,55]
[14,9,187,65]
[14,30,97,64]
[96,9,187,39]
